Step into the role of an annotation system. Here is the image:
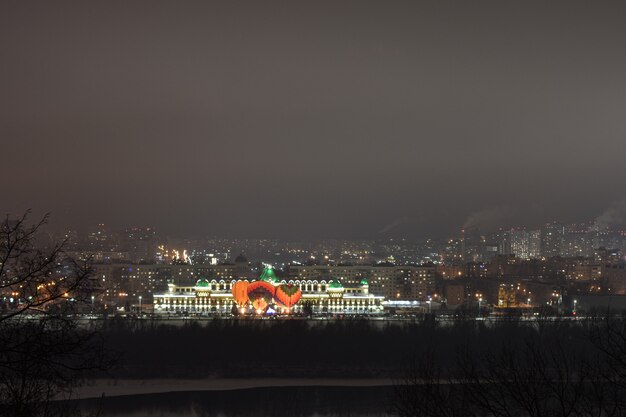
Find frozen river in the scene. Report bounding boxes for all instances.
[73,380,395,417]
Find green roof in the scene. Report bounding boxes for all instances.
[259,266,279,283]
[328,280,343,289]
[360,278,368,285]
[196,278,210,287]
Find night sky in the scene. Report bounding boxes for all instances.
[2,0,626,238]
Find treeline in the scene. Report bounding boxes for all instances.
[393,318,626,417]
[95,318,599,379]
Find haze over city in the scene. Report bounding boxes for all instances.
[3,0,626,239]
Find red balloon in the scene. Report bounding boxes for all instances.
[247,280,275,312]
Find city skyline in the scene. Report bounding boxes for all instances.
[45,205,626,241]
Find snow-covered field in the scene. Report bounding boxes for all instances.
[75,378,394,399]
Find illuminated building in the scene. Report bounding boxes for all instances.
[153,270,385,315]
[497,284,517,308]
[561,223,593,258]
[541,222,564,258]
[287,264,436,301]
[510,229,541,260]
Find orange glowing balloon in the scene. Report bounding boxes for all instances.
[251,297,269,312]
[274,284,302,309]
[231,280,249,307]
[247,280,275,313]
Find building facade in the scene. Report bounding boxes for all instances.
[153,277,385,315]
[287,264,436,301]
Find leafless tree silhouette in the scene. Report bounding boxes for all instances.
[0,211,111,417]
[392,348,471,417]
[393,319,626,417]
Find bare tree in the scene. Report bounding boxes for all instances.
[459,333,589,417]
[585,317,626,416]
[392,348,472,417]
[393,318,626,417]
[0,212,110,417]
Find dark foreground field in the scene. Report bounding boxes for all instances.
[62,317,626,416]
[98,317,594,379]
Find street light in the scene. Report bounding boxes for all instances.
[478,297,482,316]
[427,296,432,314]
[91,295,95,315]
[573,299,577,315]
[138,295,142,318]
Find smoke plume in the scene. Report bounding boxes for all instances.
[593,199,626,230]
[462,206,516,231]
[379,216,411,234]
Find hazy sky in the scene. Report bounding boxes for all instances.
[2,0,626,238]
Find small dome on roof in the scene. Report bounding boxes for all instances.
[328,280,344,289]
[196,278,210,287]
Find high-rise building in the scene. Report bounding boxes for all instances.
[528,230,541,259]
[510,229,541,260]
[496,229,512,255]
[561,223,592,257]
[541,222,564,258]
[510,229,529,259]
